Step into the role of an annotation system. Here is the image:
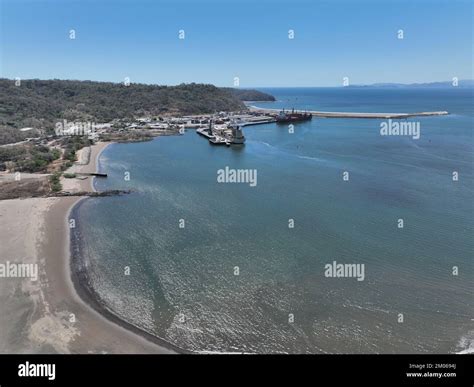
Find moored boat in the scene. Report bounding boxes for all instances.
[275,108,312,123]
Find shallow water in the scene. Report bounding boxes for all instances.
[73,87,473,353]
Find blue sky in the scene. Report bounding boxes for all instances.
[0,0,472,87]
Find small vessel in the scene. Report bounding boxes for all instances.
[275,108,312,123]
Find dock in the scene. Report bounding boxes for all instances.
[196,126,237,146]
[196,128,215,139]
[248,106,449,119]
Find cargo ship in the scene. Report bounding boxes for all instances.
[275,108,312,123]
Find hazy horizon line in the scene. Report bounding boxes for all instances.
[2,77,473,89]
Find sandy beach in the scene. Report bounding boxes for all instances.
[0,142,176,354]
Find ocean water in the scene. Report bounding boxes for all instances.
[72,87,473,353]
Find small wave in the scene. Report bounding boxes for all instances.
[455,331,474,354]
[343,301,391,315]
[297,155,323,162]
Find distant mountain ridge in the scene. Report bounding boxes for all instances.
[349,80,474,88]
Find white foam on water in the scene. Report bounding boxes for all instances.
[297,154,324,162]
[455,331,474,354]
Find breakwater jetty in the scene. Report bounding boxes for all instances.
[76,172,108,178]
[48,189,132,198]
[248,106,449,119]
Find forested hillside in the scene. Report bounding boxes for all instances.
[0,79,255,132]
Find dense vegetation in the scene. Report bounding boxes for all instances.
[0,79,251,132]
[49,172,62,192]
[0,126,40,145]
[59,136,92,163]
[0,144,61,172]
[224,88,276,101]
[0,79,276,176]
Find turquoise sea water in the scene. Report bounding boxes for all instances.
[73,87,473,353]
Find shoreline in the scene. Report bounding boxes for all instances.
[39,142,179,353]
[63,141,188,353]
[69,200,190,354]
[66,141,190,353]
[0,139,189,353]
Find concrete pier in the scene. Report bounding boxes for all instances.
[196,128,215,139]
